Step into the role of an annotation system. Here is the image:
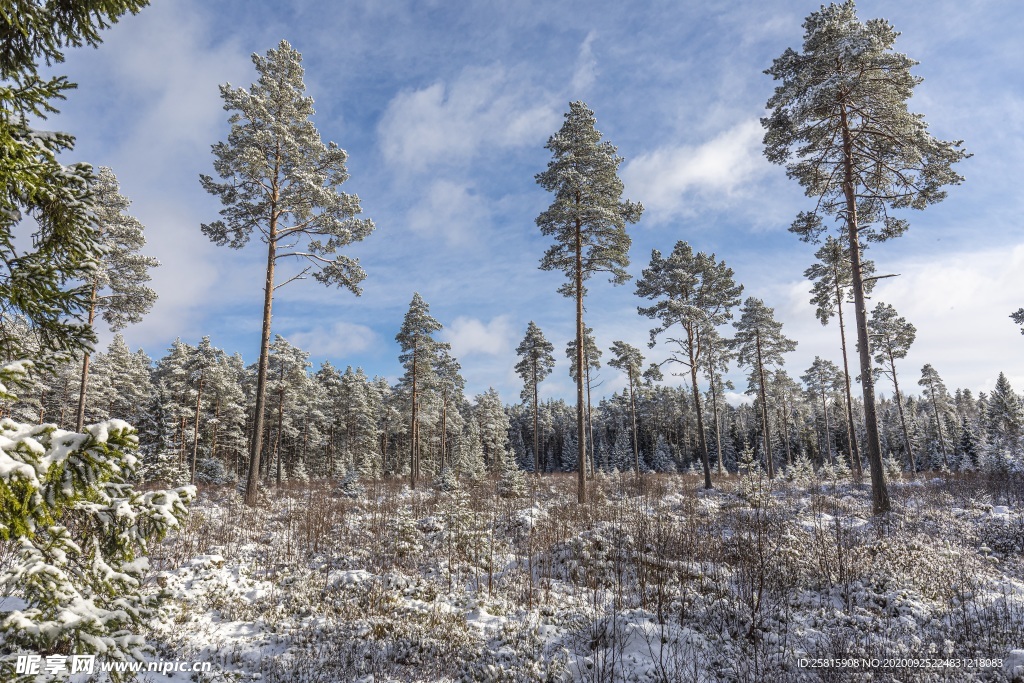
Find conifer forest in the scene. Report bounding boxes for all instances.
[1,1,1023,681]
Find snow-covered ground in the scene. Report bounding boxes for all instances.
[128,472,1024,682]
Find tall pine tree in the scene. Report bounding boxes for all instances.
[536,101,642,503]
[200,40,374,505]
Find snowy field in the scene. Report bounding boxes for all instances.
[136,471,1024,682]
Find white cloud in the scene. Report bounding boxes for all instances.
[622,119,770,221]
[571,31,599,93]
[769,242,1024,397]
[378,65,560,171]
[443,315,515,358]
[286,321,377,358]
[407,179,490,246]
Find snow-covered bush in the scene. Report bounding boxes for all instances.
[497,456,526,499]
[0,361,195,681]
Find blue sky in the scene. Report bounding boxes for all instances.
[46,0,1024,403]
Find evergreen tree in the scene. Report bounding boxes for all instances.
[536,101,642,503]
[474,388,510,474]
[805,236,875,474]
[434,349,465,474]
[515,321,555,475]
[395,293,447,488]
[702,328,734,474]
[607,341,645,482]
[200,40,374,505]
[1011,309,1024,335]
[636,241,743,489]
[74,167,158,431]
[984,372,1023,457]
[801,356,844,465]
[265,335,311,485]
[566,326,601,476]
[869,302,917,473]
[731,297,796,479]
[918,364,953,468]
[0,7,142,368]
[764,1,968,513]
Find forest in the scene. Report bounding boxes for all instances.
[1,0,1023,682]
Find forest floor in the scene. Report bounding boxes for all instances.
[132,470,1024,682]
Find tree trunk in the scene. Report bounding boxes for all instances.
[409,341,418,489]
[755,328,774,479]
[628,366,641,485]
[708,355,725,475]
[834,271,862,476]
[574,215,587,504]
[190,368,204,484]
[533,356,540,475]
[275,377,284,487]
[889,353,916,476]
[820,386,834,465]
[75,282,98,432]
[840,104,890,514]
[244,193,278,505]
[585,358,596,478]
[687,337,713,489]
[926,375,948,468]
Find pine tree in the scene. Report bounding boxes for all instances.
[566,326,601,477]
[74,167,158,431]
[636,241,743,489]
[918,364,953,468]
[434,349,465,474]
[702,328,734,474]
[731,297,797,479]
[474,388,511,474]
[801,356,844,465]
[869,302,917,473]
[608,341,646,482]
[515,321,555,475]
[1011,309,1024,335]
[536,101,642,503]
[395,293,447,488]
[200,40,374,505]
[764,1,968,513]
[984,372,1022,457]
[805,236,875,475]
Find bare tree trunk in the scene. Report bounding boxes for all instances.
[755,329,774,479]
[889,356,916,476]
[533,356,540,476]
[834,273,862,476]
[275,377,284,487]
[820,387,834,465]
[574,214,587,504]
[585,359,596,478]
[840,104,890,514]
[628,366,641,485]
[244,174,279,505]
[688,341,713,489]
[410,342,418,489]
[707,355,725,475]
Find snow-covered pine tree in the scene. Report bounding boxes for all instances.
[536,101,642,503]
[805,236,875,475]
[802,356,844,466]
[566,325,601,476]
[201,40,374,506]
[396,293,447,488]
[869,302,917,473]
[636,241,743,489]
[918,364,954,469]
[515,321,555,475]
[74,167,158,432]
[608,341,645,481]
[731,297,797,480]
[474,388,511,475]
[764,1,967,513]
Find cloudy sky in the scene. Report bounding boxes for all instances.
[45,0,1024,403]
